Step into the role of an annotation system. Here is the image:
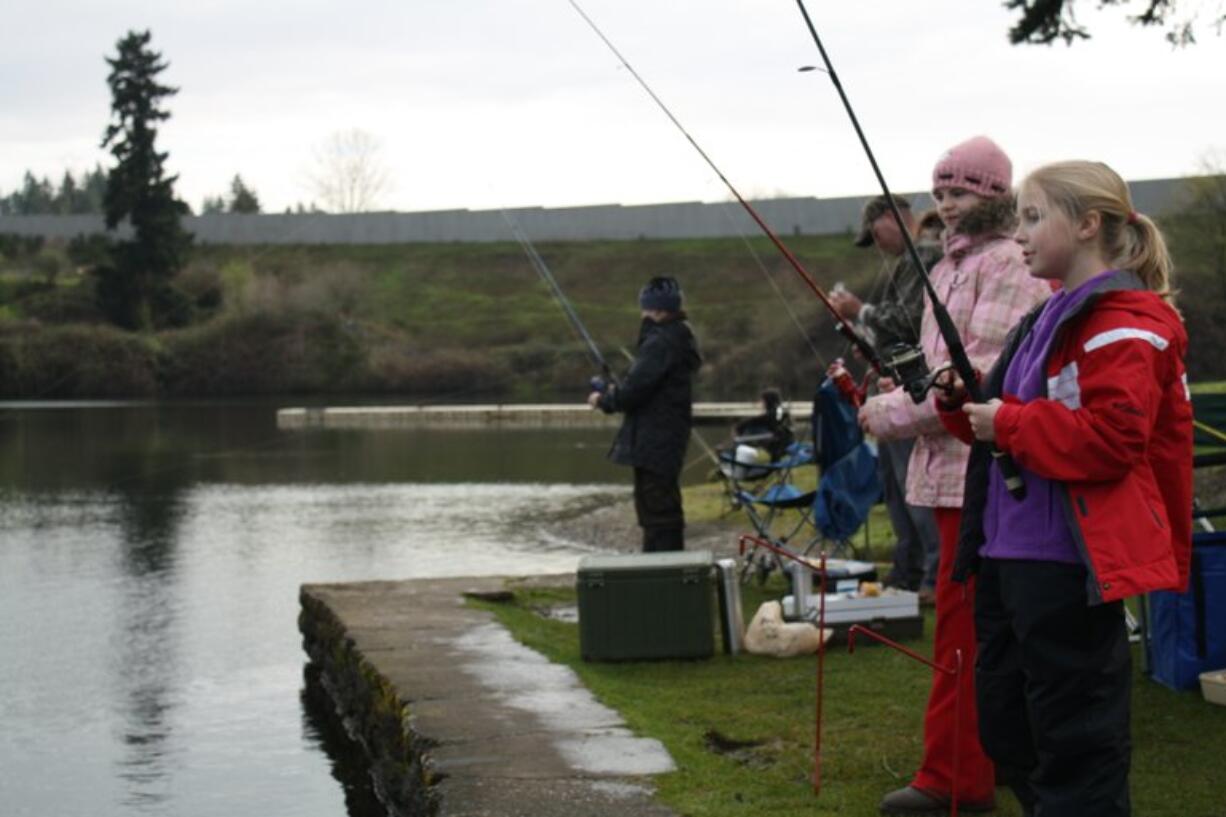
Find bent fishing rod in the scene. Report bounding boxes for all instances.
[565,0,885,376]
[498,207,616,388]
[793,0,1026,500]
[500,208,723,468]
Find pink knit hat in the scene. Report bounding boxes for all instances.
[932,136,1012,198]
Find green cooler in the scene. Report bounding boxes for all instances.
[577,550,714,661]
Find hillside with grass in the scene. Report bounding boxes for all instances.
[0,234,883,400]
[2,222,1225,400]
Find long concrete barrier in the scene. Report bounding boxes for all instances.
[276,402,816,430]
[0,177,1190,245]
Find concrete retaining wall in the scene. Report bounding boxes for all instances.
[0,177,1190,245]
[300,586,439,817]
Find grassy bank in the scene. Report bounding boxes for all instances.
[3,225,1225,399]
[474,581,1226,817]
[0,235,881,400]
[681,468,899,562]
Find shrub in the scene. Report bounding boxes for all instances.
[174,264,223,315]
[0,234,44,262]
[16,279,106,324]
[159,310,366,396]
[285,262,368,319]
[66,233,113,269]
[151,284,196,329]
[366,342,508,396]
[0,322,158,398]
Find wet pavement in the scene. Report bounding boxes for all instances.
[300,576,678,817]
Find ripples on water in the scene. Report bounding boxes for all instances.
[0,403,638,817]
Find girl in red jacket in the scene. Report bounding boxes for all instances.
[939,161,1193,817]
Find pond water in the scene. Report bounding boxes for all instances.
[0,401,672,817]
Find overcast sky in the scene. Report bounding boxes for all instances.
[3,0,1224,214]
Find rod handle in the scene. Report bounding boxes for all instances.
[991,447,1027,500]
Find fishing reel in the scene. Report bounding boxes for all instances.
[589,376,610,395]
[880,343,952,405]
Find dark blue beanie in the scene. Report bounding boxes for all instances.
[639,276,683,312]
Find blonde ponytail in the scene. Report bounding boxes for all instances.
[1021,161,1174,302]
[1122,212,1174,299]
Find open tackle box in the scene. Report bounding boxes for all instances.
[781,561,923,643]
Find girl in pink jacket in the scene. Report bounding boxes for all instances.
[859,136,1051,816]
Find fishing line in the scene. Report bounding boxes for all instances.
[708,199,827,364]
[565,0,884,374]
[793,0,1027,499]
[498,205,615,383]
[498,208,722,467]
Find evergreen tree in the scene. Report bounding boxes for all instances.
[201,195,227,214]
[4,172,56,214]
[80,165,108,214]
[56,172,81,214]
[228,175,261,214]
[98,29,193,331]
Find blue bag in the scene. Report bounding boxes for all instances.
[1148,531,1226,691]
[811,378,882,541]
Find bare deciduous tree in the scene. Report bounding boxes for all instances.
[307,129,392,213]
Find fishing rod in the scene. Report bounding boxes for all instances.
[713,202,827,364]
[565,0,886,377]
[498,207,616,388]
[792,0,1027,500]
[501,211,725,468]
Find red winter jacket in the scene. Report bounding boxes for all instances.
[944,271,1193,604]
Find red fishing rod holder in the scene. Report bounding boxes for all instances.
[847,626,967,817]
[737,534,816,567]
[737,534,833,796]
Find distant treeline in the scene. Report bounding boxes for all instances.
[0,167,108,216]
[0,167,272,217]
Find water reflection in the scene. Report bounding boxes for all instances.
[0,401,627,817]
[111,457,189,809]
[0,401,645,492]
[300,666,387,817]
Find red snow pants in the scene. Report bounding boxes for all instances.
[910,507,995,802]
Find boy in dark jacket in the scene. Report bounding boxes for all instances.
[588,276,702,552]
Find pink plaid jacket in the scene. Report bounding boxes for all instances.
[860,234,1051,508]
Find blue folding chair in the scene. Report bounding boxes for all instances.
[734,377,882,583]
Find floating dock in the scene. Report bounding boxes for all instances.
[278,402,815,430]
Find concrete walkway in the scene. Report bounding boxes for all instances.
[300,576,678,817]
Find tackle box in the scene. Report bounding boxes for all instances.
[781,589,924,645]
[781,588,920,624]
[577,550,714,661]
